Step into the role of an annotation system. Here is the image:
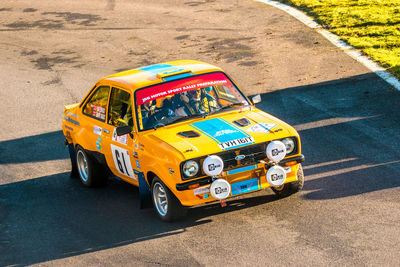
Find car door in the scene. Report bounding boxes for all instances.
[80,85,110,152]
[101,86,138,184]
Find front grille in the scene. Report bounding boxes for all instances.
[218,143,267,170]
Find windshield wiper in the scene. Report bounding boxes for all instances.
[209,102,245,115]
[170,113,204,124]
[221,102,245,110]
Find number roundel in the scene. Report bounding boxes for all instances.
[110,144,136,179]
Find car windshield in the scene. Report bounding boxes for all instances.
[135,72,249,131]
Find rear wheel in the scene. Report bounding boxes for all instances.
[272,164,304,197]
[151,177,186,222]
[76,146,107,187]
[68,143,79,178]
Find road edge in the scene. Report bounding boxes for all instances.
[256,0,400,91]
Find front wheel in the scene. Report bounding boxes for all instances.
[272,164,304,197]
[151,177,186,222]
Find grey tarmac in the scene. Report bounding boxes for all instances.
[0,0,399,266]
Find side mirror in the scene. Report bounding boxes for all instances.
[251,94,261,105]
[116,125,132,136]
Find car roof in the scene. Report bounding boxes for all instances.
[101,60,223,92]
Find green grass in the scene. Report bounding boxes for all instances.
[275,0,400,79]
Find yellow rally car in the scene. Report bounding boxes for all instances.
[62,60,305,221]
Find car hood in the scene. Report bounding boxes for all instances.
[141,108,298,159]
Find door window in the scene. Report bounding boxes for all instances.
[108,87,133,128]
[83,86,110,121]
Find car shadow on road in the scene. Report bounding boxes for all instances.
[0,170,279,266]
[256,72,400,200]
[0,130,68,164]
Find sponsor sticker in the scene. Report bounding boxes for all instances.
[96,137,102,151]
[64,116,80,126]
[231,178,260,196]
[215,129,238,136]
[64,125,74,131]
[194,186,210,196]
[271,173,284,182]
[136,159,140,170]
[93,125,102,136]
[66,111,79,118]
[112,128,128,145]
[248,123,277,133]
[90,104,106,120]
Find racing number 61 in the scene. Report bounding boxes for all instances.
[111,144,134,178]
[115,149,130,175]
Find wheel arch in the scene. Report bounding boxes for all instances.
[146,170,179,200]
[146,171,158,187]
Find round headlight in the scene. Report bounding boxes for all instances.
[183,160,199,177]
[282,138,295,154]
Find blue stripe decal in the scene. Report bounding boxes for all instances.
[192,117,246,142]
[231,178,260,196]
[218,118,250,137]
[190,123,221,144]
[227,165,256,175]
[162,72,193,82]
[137,64,174,75]
[190,118,254,150]
[137,64,194,82]
[218,117,255,145]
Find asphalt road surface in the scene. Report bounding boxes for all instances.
[1,0,399,266]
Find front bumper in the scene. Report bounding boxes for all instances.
[175,154,305,206]
[176,154,305,191]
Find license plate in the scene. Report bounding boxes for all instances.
[231,178,260,196]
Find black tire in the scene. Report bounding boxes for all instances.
[68,143,79,179]
[75,146,107,187]
[151,177,187,222]
[272,164,304,198]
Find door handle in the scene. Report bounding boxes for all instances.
[103,129,110,134]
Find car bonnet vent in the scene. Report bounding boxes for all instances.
[177,131,200,138]
[233,118,251,127]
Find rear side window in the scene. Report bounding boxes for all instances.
[83,86,110,121]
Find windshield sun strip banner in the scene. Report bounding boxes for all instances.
[135,72,230,105]
[190,118,255,151]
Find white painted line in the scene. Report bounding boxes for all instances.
[256,0,400,91]
[294,116,379,131]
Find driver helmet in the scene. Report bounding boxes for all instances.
[188,88,202,101]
